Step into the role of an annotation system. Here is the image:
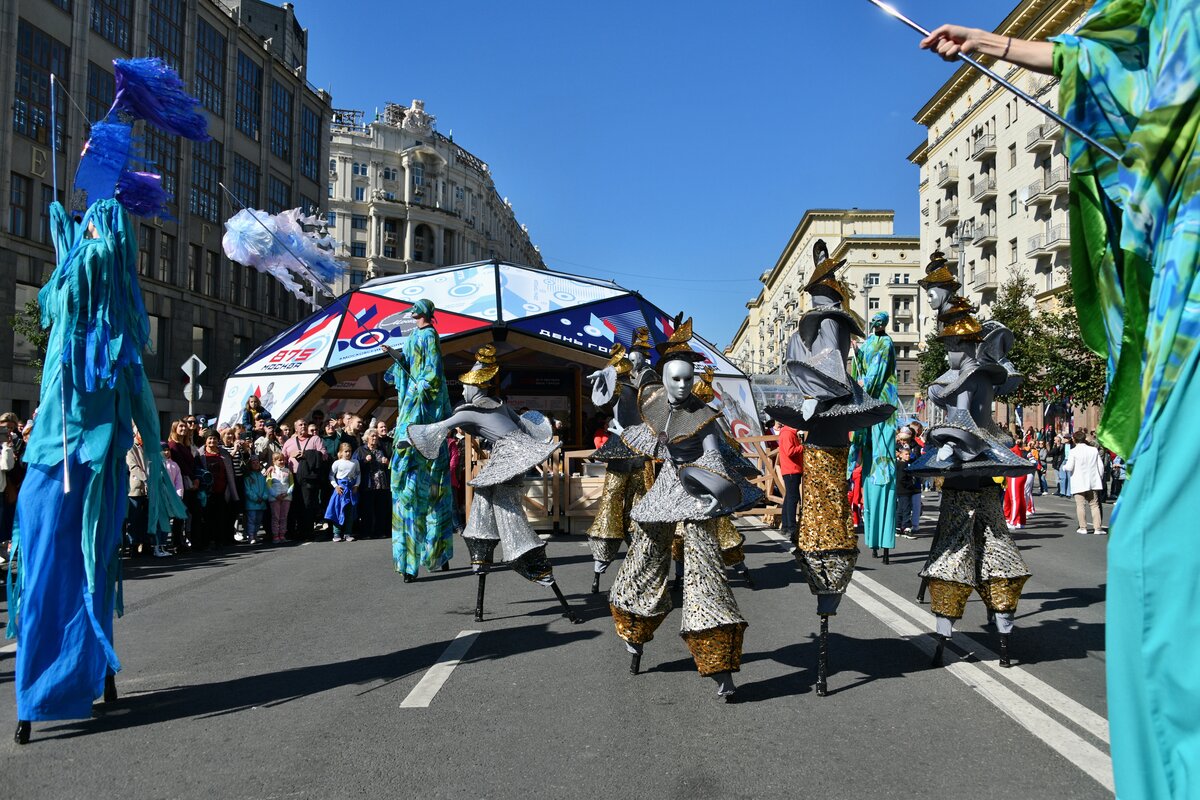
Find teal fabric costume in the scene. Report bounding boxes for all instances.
[8,200,170,720]
[850,316,899,550]
[385,323,455,575]
[1054,5,1200,797]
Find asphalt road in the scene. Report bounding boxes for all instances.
[1,487,1112,800]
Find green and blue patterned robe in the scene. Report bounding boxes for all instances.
[849,332,899,549]
[1053,4,1200,798]
[386,325,454,575]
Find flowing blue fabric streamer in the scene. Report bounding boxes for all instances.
[112,58,210,142]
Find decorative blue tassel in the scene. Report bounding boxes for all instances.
[113,58,210,142]
[115,170,172,219]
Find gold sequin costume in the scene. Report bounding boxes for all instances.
[796,445,858,598]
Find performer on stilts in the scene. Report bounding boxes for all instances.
[408,345,581,624]
[607,320,762,701]
[380,298,455,582]
[908,298,1033,668]
[584,343,655,594]
[850,311,900,564]
[764,240,893,696]
[9,58,209,744]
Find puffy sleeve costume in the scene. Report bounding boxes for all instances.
[385,319,455,577]
[1052,5,1200,796]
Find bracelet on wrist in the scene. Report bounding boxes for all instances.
[1002,36,1012,59]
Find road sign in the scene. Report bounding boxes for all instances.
[183,384,204,402]
[181,355,207,380]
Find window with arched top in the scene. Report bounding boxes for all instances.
[414,224,433,263]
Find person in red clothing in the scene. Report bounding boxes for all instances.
[775,420,804,549]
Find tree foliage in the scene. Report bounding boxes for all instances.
[916,330,947,390]
[9,298,48,383]
[984,273,1042,406]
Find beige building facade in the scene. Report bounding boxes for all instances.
[725,209,922,413]
[909,0,1091,319]
[0,0,332,426]
[327,100,543,292]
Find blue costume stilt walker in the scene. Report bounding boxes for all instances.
[849,311,900,561]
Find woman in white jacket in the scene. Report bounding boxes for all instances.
[1063,430,1105,534]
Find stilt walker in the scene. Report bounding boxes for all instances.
[764,240,894,696]
[9,58,209,743]
[909,298,1033,668]
[584,342,657,594]
[850,312,900,564]
[408,346,581,624]
[607,320,763,700]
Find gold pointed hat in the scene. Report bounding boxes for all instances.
[630,326,652,352]
[654,317,706,362]
[606,342,633,375]
[937,295,977,322]
[696,367,717,402]
[459,343,500,386]
[937,297,983,340]
[801,238,850,298]
[918,250,962,292]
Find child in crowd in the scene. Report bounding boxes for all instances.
[326,442,360,542]
[162,441,186,552]
[267,451,293,545]
[242,456,269,545]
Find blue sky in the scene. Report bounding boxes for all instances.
[300,0,1015,347]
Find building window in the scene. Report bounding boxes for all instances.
[267,176,290,213]
[144,315,166,378]
[350,270,367,287]
[383,245,396,259]
[188,243,201,291]
[147,0,185,69]
[230,154,260,209]
[38,185,58,244]
[383,167,398,181]
[352,162,367,177]
[204,250,220,298]
[144,128,180,208]
[244,269,258,310]
[1008,143,1017,168]
[329,159,337,173]
[1009,238,1019,264]
[350,242,366,258]
[412,163,424,186]
[189,138,223,222]
[328,183,334,199]
[195,19,226,116]
[325,211,337,227]
[191,324,210,368]
[351,215,367,230]
[868,297,881,311]
[300,106,320,181]
[353,186,365,202]
[1009,190,1018,217]
[9,174,31,238]
[13,22,70,148]
[234,51,262,141]
[269,81,293,162]
[85,63,115,126]
[902,369,911,383]
[158,233,175,282]
[90,0,132,51]
[865,273,880,286]
[138,224,155,277]
[298,194,317,216]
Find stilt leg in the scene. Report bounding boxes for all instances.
[999,632,1012,668]
[738,564,755,590]
[816,614,829,697]
[104,673,117,703]
[474,572,487,622]
[872,547,879,559]
[15,720,30,745]
[882,548,890,565]
[591,572,601,594]
[931,634,947,667]
[551,582,581,623]
[916,576,929,604]
[630,652,641,675]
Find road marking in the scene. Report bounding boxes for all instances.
[753,525,1114,793]
[400,630,480,708]
[0,643,15,654]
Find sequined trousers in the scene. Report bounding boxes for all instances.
[463,480,555,586]
[609,519,747,676]
[919,487,1030,619]
[586,463,649,566]
[795,445,859,597]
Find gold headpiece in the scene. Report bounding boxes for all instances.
[655,317,705,362]
[607,342,632,375]
[459,344,500,386]
[802,238,850,297]
[937,295,978,322]
[630,326,652,352]
[938,314,984,340]
[692,366,716,403]
[918,250,962,292]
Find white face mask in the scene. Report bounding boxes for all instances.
[661,359,695,405]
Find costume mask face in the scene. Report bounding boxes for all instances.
[927,286,951,310]
[661,359,695,406]
[462,384,483,404]
[628,350,647,371]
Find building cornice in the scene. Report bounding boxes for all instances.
[761,208,895,289]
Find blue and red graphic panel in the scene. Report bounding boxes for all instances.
[238,297,348,374]
[325,291,491,370]
[508,294,652,357]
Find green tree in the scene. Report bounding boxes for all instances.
[917,330,947,389]
[9,298,49,383]
[1029,281,1107,408]
[983,273,1044,406]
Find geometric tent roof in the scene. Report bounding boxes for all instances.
[217,260,761,437]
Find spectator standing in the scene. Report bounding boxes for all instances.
[375,420,394,461]
[1110,454,1126,500]
[355,430,391,538]
[0,413,22,563]
[168,419,200,551]
[161,441,184,554]
[1063,430,1105,535]
[339,414,364,452]
[895,429,921,538]
[241,457,268,545]
[198,431,239,548]
[125,432,149,556]
[776,421,804,549]
[326,442,360,542]
[255,420,283,463]
[266,452,294,545]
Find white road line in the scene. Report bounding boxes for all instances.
[851,568,1111,745]
[0,642,15,654]
[754,525,1114,793]
[399,630,480,709]
[846,583,1114,793]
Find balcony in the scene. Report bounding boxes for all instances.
[935,201,960,227]
[972,221,998,246]
[1026,232,1045,256]
[1027,177,1052,208]
[1042,224,1071,253]
[1044,166,1070,196]
[971,265,999,292]
[1025,122,1060,153]
[935,164,959,188]
[971,134,997,161]
[970,174,998,202]
[893,306,914,320]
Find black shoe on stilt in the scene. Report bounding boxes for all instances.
[630,652,641,675]
[816,615,830,697]
[999,632,1012,668]
[872,548,879,559]
[739,566,756,590]
[916,576,929,604]
[441,562,449,572]
[402,573,416,584]
[551,582,582,623]
[591,573,601,594]
[15,720,30,745]
[474,572,487,622]
[931,634,947,668]
[882,548,890,565]
[104,674,117,703]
